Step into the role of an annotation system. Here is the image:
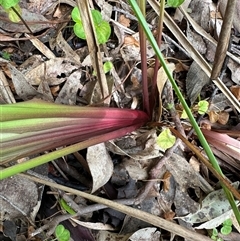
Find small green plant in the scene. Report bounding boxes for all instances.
[93,61,113,76]
[1,51,11,60]
[0,0,21,22]
[181,100,209,119]
[54,224,70,241]
[156,128,176,150]
[211,219,233,241]
[71,7,111,44]
[166,0,185,8]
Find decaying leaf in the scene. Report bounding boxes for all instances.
[106,129,163,160]
[186,61,210,104]
[208,93,232,112]
[230,85,240,100]
[0,8,54,33]
[179,182,239,224]
[55,70,82,105]
[227,59,240,85]
[165,153,201,192]
[86,143,113,193]
[129,227,160,241]
[0,174,39,221]
[8,64,50,101]
[195,208,240,231]
[24,58,80,86]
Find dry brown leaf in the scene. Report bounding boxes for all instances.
[217,111,229,125]
[124,36,140,47]
[230,85,240,100]
[53,6,63,18]
[174,62,189,73]
[157,63,175,120]
[164,210,175,221]
[227,59,240,85]
[162,171,172,192]
[0,8,53,33]
[189,156,200,172]
[119,14,131,27]
[208,111,219,123]
[165,153,201,192]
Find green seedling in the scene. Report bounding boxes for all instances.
[0,0,21,22]
[221,218,232,235]
[156,128,176,150]
[93,61,113,76]
[166,0,185,8]
[54,224,70,241]
[181,100,209,119]
[211,219,233,241]
[1,51,11,60]
[71,7,111,44]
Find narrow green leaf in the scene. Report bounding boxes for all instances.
[59,199,76,215]
[128,0,240,224]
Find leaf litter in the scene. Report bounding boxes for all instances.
[0,0,240,240]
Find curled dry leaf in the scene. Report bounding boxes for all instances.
[86,143,113,193]
[230,85,240,100]
[208,111,229,125]
[217,111,229,125]
[124,36,140,47]
[119,14,131,27]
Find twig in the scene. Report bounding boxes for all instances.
[20,172,212,241]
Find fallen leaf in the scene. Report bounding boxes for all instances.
[86,143,113,193]
[186,61,210,104]
[217,111,229,125]
[230,85,240,100]
[208,111,219,123]
[119,14,131,27]
[179,182,239,224]
[124,36,140,47]
[227,59,240,85]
